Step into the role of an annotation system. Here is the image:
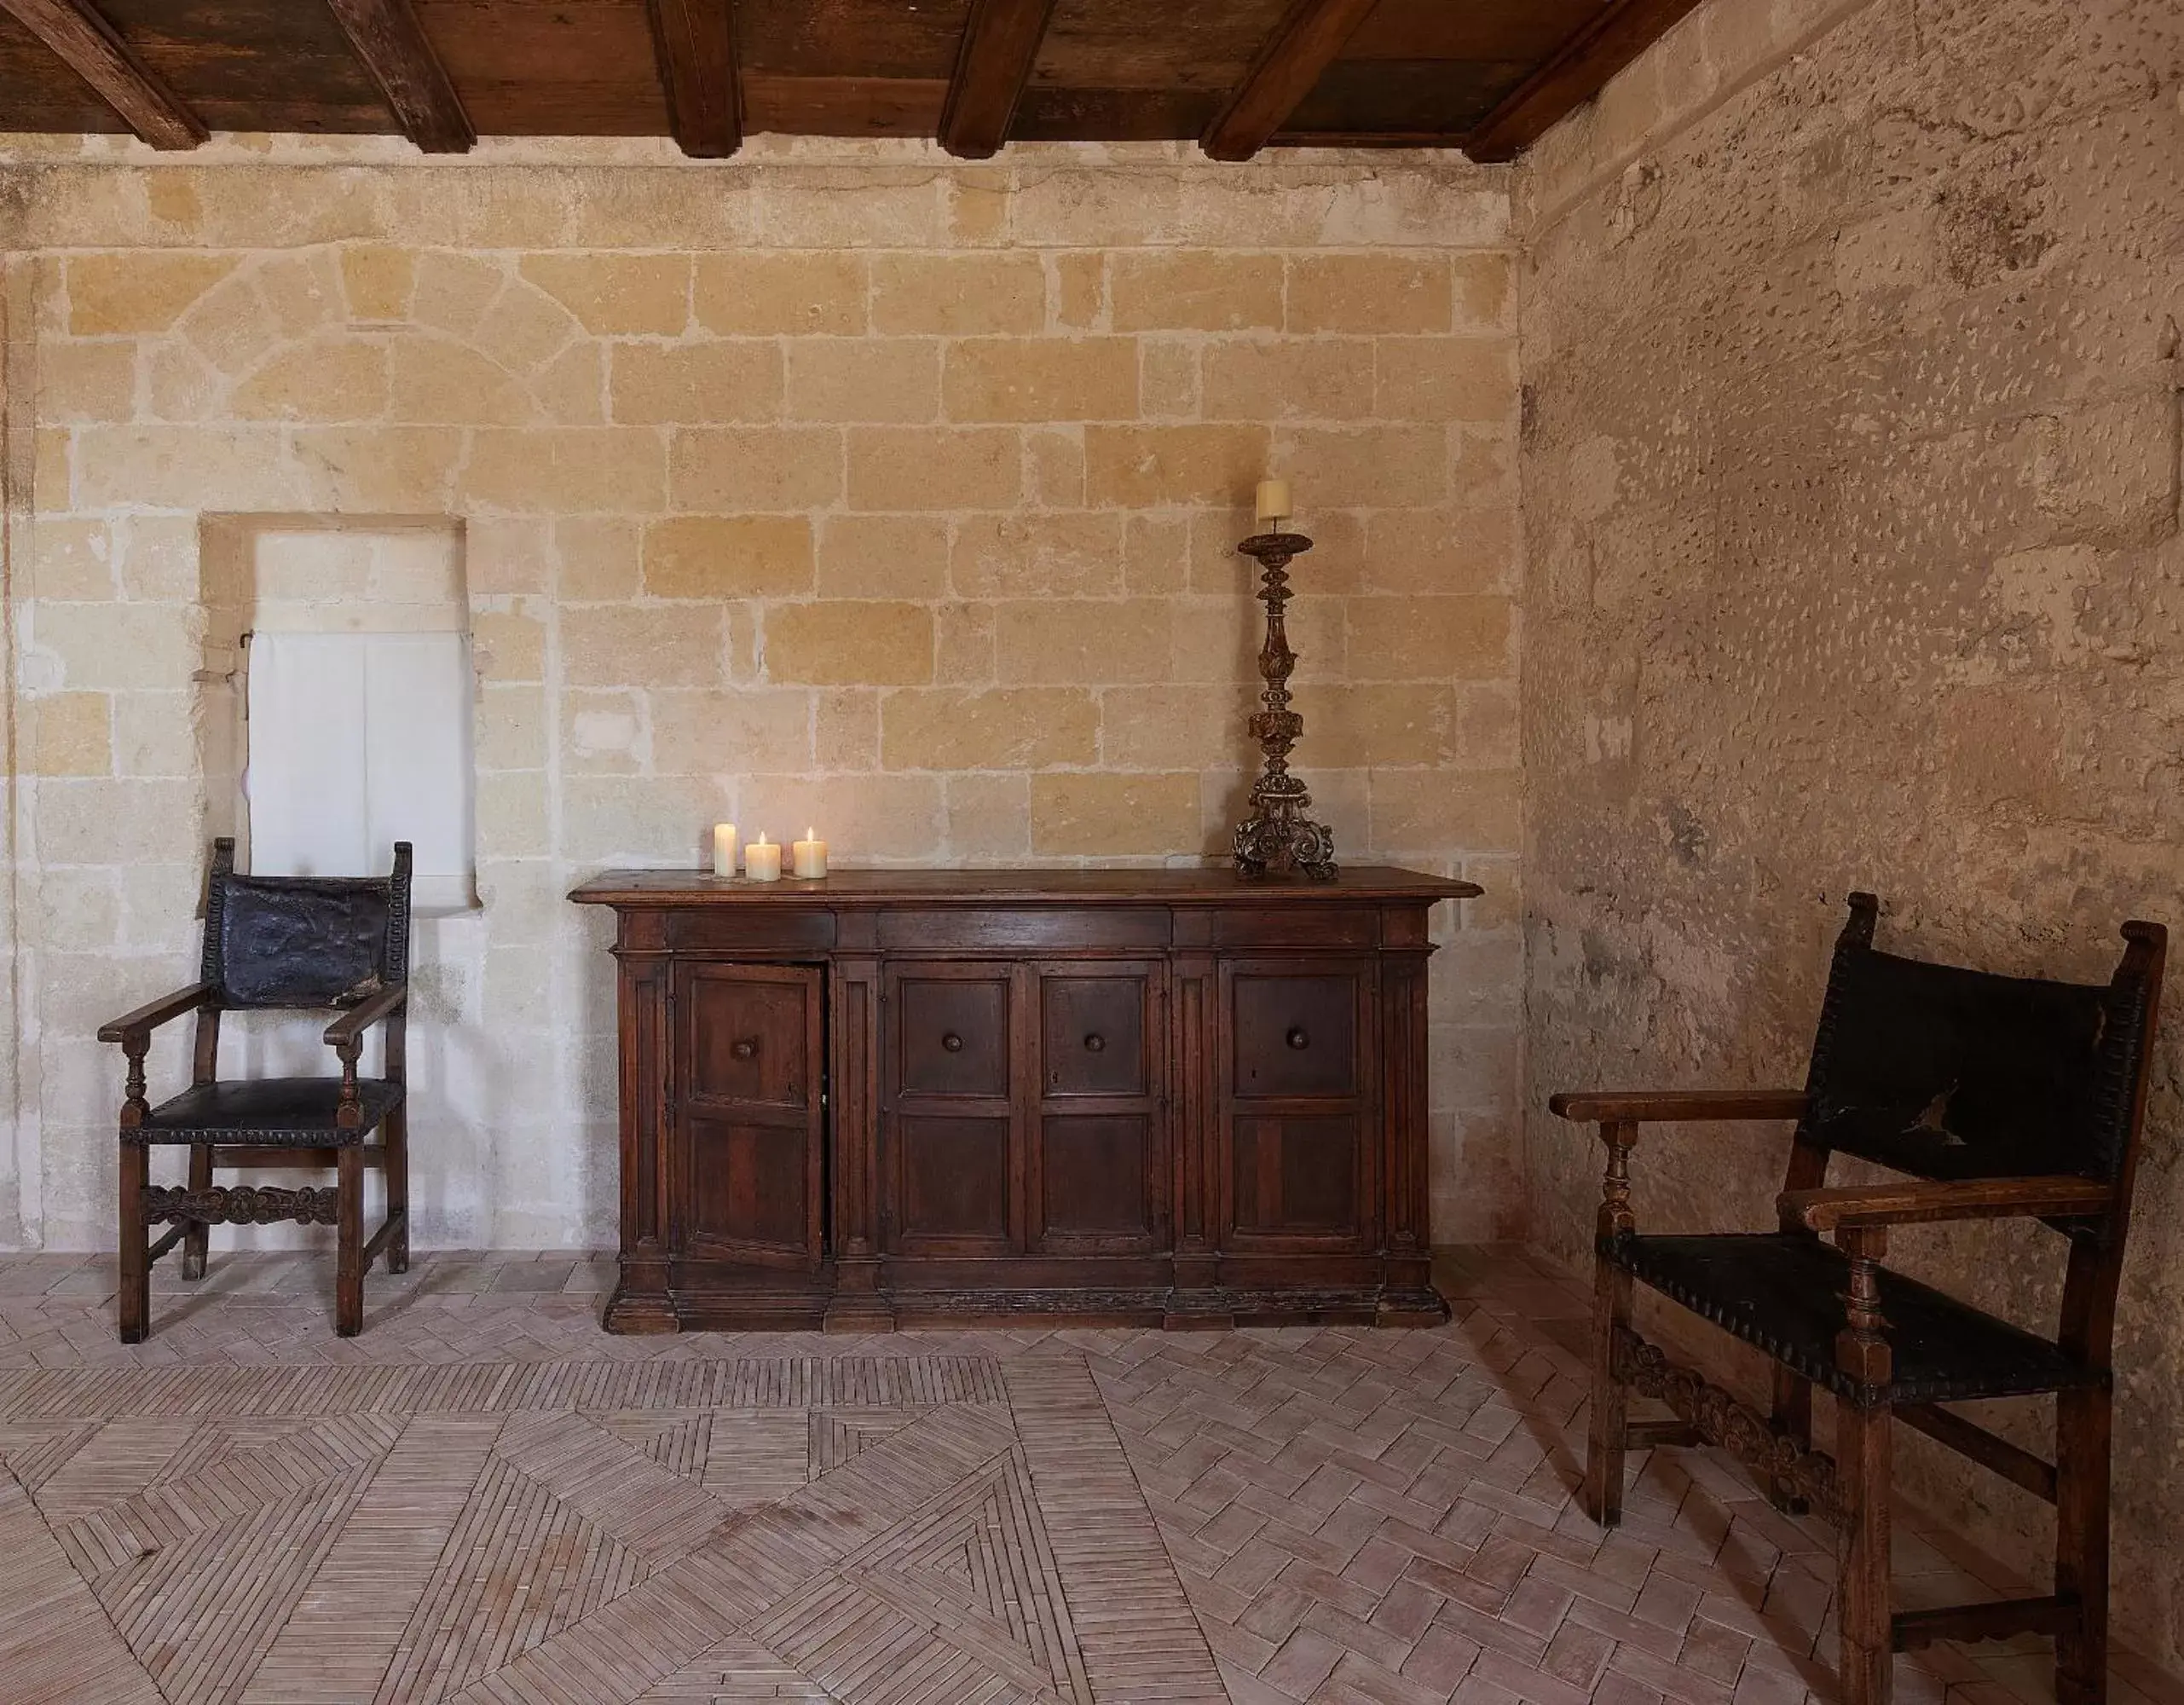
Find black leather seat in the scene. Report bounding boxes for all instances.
[1610,1232,2101,1405]
[132,1078,407,1146]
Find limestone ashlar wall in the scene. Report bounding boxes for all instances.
[0,142,1522,1251]
[1519,0,2184,1668]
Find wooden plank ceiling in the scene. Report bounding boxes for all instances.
[0,0,1707,161]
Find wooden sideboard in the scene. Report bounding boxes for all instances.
[569,867,1479,1332]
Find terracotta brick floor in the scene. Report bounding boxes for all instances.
[0,1246,2173,1705]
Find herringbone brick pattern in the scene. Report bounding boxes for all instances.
[1086,1250,2184,1705]
[0,1246,2175,1705]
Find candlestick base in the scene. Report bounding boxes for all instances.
[1234,800,1338,882]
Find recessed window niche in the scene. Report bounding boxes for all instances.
[198,516,477,912]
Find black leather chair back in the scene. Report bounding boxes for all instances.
[1802,902,2152,1186]
[200,839,412,1009]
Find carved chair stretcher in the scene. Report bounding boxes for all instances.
[1551,894,2165,1705]
[98,838,415,1339]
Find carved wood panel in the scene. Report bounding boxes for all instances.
[671,962,823,1272]
[883,962,1026,1257]
[1030,961,1166,1256]
[895,973,1012,1098]
[893,1114,1015,1250]
[1041,973,1149,1098]
[1228,1113,1361,1238]
[687,970,812,1110]
[1218,957,1378,1254]
[1232,970,1360,1098]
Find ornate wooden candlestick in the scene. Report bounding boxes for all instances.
[1233,529,1337,881]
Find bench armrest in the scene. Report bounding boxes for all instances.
[96,983,213,1046]
[322,985,407,1049]
[1782,1176,2113,1232]
[1549,1089,1809,1126]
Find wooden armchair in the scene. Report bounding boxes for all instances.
[1551,894,2165,1705]
[99,838,414,1340]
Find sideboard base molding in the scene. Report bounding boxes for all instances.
[609,1270,1452,1333]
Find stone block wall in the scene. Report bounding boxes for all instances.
[1519,0,2184,1667]
[0,140,1524,1251]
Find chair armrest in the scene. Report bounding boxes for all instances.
[1781,1176,2113,1232]
[96,983,213,1045]
[322,985,407,1049]
[1549,1089,1809,1126]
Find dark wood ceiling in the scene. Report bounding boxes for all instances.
[0,0,1705,164]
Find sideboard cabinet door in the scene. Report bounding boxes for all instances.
[1031,962,1167,1254]
[881,963,1023,1256]
[1218,960,1379,1252]
[673,963,824,1270]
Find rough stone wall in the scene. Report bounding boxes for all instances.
[1519,0,2184,1667]
[1,254,21,1248]
[0,138,1523,1251]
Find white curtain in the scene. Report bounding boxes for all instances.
[245,632,476,910]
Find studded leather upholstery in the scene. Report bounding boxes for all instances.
[1606,1231,2103,1406]
[123,1078,404,1147]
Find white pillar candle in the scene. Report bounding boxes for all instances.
[1255,478,1292,525]
[712,822,737,878]
[792,827,828,879]
[743,833,783,882]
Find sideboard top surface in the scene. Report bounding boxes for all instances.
[569,865,1481,910]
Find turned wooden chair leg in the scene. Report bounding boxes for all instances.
[1837,1398,1894,1705]
[118,1144,150,1344]
[2055,1385,2110,1705]
[180,1142,212,1280]
[1584,1257,1631,1527]
[384,1108,409,1275]
[1770,1364,1813,1514]
[335,1147,364,1337]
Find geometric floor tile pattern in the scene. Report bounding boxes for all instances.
[0,1348,1211,1703]
[0,1246,2175,1705]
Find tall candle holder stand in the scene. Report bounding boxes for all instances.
[1233,529,1337,881]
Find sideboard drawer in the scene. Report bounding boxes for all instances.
[685,968,813,1110]
[1041,970,1150,1097]
[1231,968,1363,1099]
[893,969,1012,1098]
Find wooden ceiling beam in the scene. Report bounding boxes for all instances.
[0,0,205,150]
[1463,0,1707,162]
[1201,0,1379,163]
[939,0,1059,160]
[644,0,742,159]
[322,0,475,153]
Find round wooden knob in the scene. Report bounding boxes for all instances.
[941,1032,964,1053]
[731,1037,759,1061]
[1083,1033,1106,1053]
[1286,1026,1310,1050]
